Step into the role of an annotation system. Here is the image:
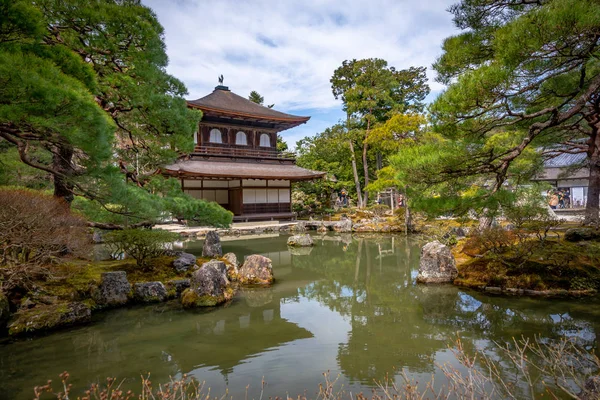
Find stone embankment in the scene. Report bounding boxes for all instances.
[3,231,274,337]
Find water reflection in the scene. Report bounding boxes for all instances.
[0,234,599,399]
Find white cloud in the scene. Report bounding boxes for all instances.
[144,0,459,137]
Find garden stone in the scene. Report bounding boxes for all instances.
[239,255,274,285]
[181,261,232,307]
[287,234,314,247]
[223,252,239,280]
[333,218,352,233]
[134,282,168,303]
[293,221,307,232]
[173,252,196,273]
[417,241,458,284]
[166,279,190,297]
[94,271,131,307]
[8,302,91,336]
[565,228,600,242]
[202,231,223,257]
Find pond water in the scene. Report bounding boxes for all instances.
[1,234,599,399]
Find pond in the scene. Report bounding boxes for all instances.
[1,233,599,399]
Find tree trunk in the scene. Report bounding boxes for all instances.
[346,114,363,208]
[362,118,371,206]
[348,140,363,208]
[584,129,600,226]
[52,144,75,203]
[404,187,412,235]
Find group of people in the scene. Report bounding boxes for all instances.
[547,189,571,209]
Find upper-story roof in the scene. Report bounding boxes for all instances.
[187,86,310,128]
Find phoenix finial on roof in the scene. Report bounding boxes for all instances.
[218,74,224,85]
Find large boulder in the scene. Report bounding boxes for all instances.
[134,282,168,303]
[333,218,353,233]
[202,230,223,257]
[181,260,233,307]
[287,234,314,247]
[173,252,196,273]
[8,302,91,336]
[93,271,131,307]
[564,228,600,242]
[417,241,458,284]
[239,255,274,285]
[222,252,239,281]
[579,376,600,400]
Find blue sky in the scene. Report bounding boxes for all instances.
[144,0,460,148]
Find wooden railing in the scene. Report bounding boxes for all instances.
[193,144,295,160]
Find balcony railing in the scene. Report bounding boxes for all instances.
[193,144,295,160]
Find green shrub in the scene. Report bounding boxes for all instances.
[104,229,179,269]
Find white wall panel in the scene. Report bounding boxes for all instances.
[279,188,291,202]
[255,189,267,203]
[243,189,256,204]
[183,180,202,188]
[268,180,290,187]
[203,180,228,188]
[243,179,266,187]
[267,189,279,203]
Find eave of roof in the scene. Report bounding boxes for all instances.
[163,159,326,181]
[187,86,310,124]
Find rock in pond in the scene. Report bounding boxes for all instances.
[287,234,314,247]
[93,271,131,307]
[8,302,91,336]
[239,255,274,285]
[333,218,352,233]
[202,230,223,257]
[222,252,239,281]
[181,260,233,308]
[417,241,458,284]
[173,252,196,273]
[134,282,168,303]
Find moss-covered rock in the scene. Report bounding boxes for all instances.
[239,255,274,285]
[133,281,168,303]
[181,261,233,308]
[8,302,91,336]
[180,287,235,307]
[564,227,600,242]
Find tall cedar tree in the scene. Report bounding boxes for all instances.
[0,0,232,228]
[331,59,428,207]
[424,0,600,225]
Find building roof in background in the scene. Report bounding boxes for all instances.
[544,152,587,168]
[164,159,325,181]
[188,86,310,125]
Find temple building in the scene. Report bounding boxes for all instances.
[163,84,325,221]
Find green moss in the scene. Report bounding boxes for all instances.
[7,302,90,336]
[181,289,222,308]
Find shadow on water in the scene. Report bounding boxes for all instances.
[1,233,599,399]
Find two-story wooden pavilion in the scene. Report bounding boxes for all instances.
[163,84,325,221]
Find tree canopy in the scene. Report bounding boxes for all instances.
[393,0,600,224]
[0,0,232,228]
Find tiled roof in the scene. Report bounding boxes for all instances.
[544,152,586,168]
[164,159,326,181]
[188,86,310,123]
